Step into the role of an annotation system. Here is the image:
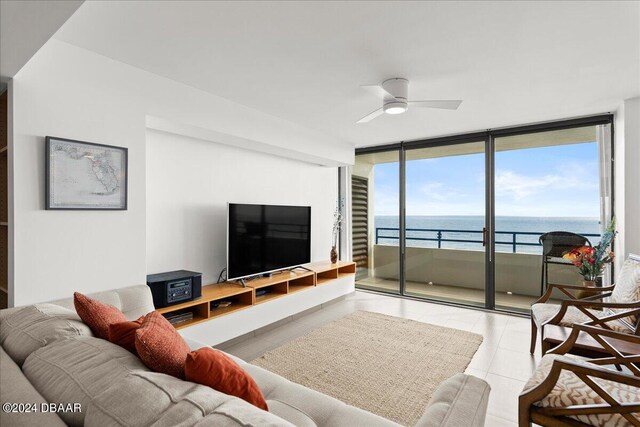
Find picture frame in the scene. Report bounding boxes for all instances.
[45,136,128,210]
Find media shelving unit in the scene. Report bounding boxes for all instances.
[157,260,356,330]
[313,260,357,285]
[156,284,255,329]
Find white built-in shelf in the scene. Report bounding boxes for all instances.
[0,147,6,154]
[0,286,7,294]
[0,222,7,226]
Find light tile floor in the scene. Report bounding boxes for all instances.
[219,291,541,427]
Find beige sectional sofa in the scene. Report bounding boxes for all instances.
[0,285,490,427]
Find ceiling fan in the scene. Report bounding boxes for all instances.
[356,78,462,123]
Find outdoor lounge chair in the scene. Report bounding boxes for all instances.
[539,231,592,294]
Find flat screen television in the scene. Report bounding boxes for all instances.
[227,203,311,280]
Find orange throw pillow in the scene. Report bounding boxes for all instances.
[108,316,145,354]
[185,347,268,411]
[135,311,190,379]
[74,292,127,340]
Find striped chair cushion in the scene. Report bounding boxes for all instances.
[608,257,640,329]
[531,304,631,333]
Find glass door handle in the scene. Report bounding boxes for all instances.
[482,227,487,247]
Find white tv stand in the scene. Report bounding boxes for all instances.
[157,261,356,346]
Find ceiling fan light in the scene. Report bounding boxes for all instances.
[383,101,407,115]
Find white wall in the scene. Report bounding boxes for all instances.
[11,43,147,306]
[146,130,337,284]
[10,40,351,306]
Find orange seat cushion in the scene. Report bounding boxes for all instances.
[108,316,145,354]
[74,292,127,340]
[135,311,190,379]
[185,347,268,411]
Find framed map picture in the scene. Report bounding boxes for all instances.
[45,137,128,210]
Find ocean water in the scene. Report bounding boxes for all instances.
[374,216,601,254]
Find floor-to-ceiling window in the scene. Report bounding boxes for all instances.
[403,140,486,308]
[493,125,610,313]
[351,116,613,314]
[352,149,401,294]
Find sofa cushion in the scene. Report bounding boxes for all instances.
[74,292,128,339]
[21,336,148,426]
[108,316,144,354]
[84,370,296,427]
[0,303,92,366]
[185,347,268,411]
[50,285,155,321]
[0,346,67,427]
[415,374,490,427]
[135,311,191,379]
[267,400,317,427]
[523,353,640,427]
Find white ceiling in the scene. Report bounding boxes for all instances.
[0,0,83,85]
[52,1,640,148]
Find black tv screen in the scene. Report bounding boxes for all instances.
[227,203,311,280]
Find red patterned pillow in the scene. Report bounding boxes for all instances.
[108,316,145,354]
[135,311,190,379]
[74,292,127,340]
[185,347,268,411]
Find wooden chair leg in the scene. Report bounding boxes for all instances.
[518,394,533,427]
[541,335,551,355]
[540,260,545,297]
[530,317,537,354]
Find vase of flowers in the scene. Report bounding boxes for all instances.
[331,199,344,264]
[563,219,616,287]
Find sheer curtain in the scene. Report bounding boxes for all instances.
[597,123,613,285]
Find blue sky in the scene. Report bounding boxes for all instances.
[374,142,600,217]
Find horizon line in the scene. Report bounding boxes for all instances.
[375,214,600,219]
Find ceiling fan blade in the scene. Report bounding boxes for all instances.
[361,84,396,100]
[356,107,384,123]
[408,100,462,110]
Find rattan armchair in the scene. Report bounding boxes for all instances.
[519,323,640,426]
[530,256,640,355]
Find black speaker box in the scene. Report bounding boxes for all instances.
[146,270,202,309]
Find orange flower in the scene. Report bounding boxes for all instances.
[577,246,594,255]
[563,251,579,262]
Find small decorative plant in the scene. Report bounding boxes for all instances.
[331,199,344,263]
[563,218,616,284]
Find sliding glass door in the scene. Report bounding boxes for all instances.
[352,150,401,294]
[351,116,613,313]
[493,125,611,313]
[403,140,487,307]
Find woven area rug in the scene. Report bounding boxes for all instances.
[251,310,483,426]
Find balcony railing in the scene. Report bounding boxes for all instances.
[375,227,601,254]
